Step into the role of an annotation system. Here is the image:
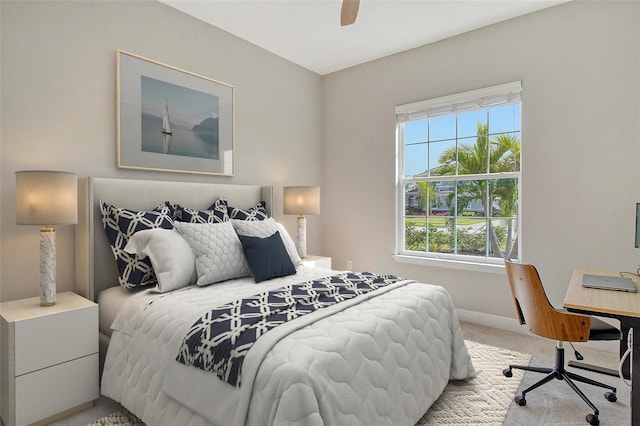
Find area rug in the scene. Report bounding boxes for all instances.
[89,340,531,426]
[87,409,144,426]
[417,340,531,425]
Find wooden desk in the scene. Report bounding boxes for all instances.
[564,268,640,426]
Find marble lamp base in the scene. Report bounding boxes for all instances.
[39,227,56,306]
[296,215,307,259]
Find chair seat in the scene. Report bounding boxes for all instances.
[588,316,622,341]
[557,308,622,341]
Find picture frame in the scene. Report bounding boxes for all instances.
[117,50,234,176]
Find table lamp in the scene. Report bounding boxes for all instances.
[283,186,320,258]
[16,170,78,306]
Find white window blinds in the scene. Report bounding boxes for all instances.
[396,81,522,122]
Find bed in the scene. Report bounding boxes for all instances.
[74,177,475,426]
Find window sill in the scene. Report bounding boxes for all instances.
[393,254,506,274]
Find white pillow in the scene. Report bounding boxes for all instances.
[231,218,301,265]
[174,221,251,286]
[124,228,195,293]
[275,222,301,265]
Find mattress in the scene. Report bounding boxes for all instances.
[100,265,475,426]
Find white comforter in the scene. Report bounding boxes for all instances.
[101,266,475,426]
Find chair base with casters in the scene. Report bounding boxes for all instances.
[503,341,617,426]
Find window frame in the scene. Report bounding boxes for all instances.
[395,82,522,270]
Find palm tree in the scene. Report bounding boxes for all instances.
[490,134,519,259]
[434,123,520,258]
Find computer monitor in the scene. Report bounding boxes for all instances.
[636,203,640,249]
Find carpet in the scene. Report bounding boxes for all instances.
[89,340,531,426]
[418,340,531,425]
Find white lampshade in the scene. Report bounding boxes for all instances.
[283,186,320,215]
[16,171,78,225]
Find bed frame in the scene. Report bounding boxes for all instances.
[73,177,273,372]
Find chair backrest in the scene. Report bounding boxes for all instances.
[504,260,591,342]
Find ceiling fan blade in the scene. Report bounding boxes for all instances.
[341,0,360,26]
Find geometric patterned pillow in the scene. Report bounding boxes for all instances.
[175,198,228,223]
[99,200,174,289]
[163,201,178,220]
[228,200,268,221]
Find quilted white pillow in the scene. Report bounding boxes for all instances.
[174,221,251,286]
[124,229,196,293]
[231,218,301,265]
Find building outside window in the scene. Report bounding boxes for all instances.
[396,82,522,266]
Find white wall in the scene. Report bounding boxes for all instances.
[321,0,640,318]
[0,0,323,302]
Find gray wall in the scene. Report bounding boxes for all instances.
[2,0,639,323]
[0,0,323,302]
[321,0,640,317]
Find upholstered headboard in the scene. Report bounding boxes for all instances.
[75,177,273,301]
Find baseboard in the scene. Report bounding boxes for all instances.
[456,308,525,334]
[456,308,618,353]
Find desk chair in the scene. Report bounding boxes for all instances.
[502,261,621,426]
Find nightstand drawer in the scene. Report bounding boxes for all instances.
[15,353,99,425]
[14,304,98,376]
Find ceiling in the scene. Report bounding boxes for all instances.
[160,0,567,75]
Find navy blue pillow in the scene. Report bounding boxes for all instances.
[238,231,296,282]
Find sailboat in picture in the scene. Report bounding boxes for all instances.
[161,98,172,135]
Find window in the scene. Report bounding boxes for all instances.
[395,82,521,266]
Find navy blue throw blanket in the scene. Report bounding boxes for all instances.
[176,271,403,387]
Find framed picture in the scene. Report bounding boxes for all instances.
[117,50,234,176]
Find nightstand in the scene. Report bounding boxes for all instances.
[0,291,99,426]
[301,255,332,269]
